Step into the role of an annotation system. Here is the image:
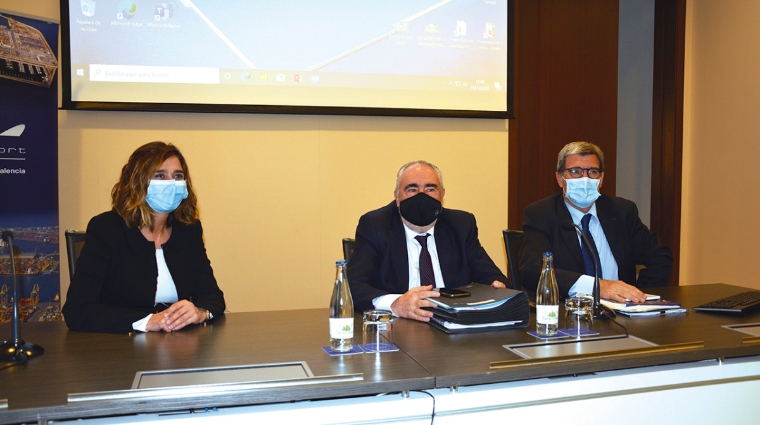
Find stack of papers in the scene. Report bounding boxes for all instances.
[423,283,530,333]
[600,294,687,316]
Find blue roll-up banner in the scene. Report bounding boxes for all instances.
[0,13,60,323]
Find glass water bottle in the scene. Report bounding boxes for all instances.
[329,260,354,351]
[536,252,559,336]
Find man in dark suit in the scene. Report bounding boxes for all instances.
[347,160,508,322]
[520,141,672,302]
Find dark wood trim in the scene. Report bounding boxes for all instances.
[508,0,619,230]
[508,0,541,230]
[652,0,686,286]
[510,0,684,287]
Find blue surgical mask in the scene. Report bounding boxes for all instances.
[563,177,600,209]
[146,180,188,214]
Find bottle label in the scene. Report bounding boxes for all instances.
[536,305,559,325]
[329,318,354,339]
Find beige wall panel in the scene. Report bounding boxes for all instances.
[682,0,760,287]
[58,111,509,312]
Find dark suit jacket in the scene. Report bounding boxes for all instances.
[347,201,508,312]
[63,210,225,333]
[520,193,672,297]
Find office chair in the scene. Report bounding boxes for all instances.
[502,229,524,290]
[342,238,355,263]
[64,230,86,280]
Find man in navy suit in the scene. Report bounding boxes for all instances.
[520,141,672,302]
[347,161,508,322]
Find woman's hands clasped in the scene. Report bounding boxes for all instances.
[146,300,205,332]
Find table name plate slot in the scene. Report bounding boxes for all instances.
[494,336,704,369]
[68,362,363,403]
[132,361,315,389]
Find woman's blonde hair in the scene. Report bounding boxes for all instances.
[111,142,199,229]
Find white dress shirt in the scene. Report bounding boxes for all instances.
[132,248,179,332]
[372,223,445,313]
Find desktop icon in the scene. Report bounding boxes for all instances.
[155,2,174,21]
[456,20,466,36]
[117,1,137,19]
[425,23,438,34]
[81,0,96,17]
[393,22,408,32]
[484,22,495,38]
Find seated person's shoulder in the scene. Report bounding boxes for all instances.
[359,201,397,222]
[438,207,475,223]
[87,210,124,230]
[524,193,562,214]
[597,194,638,213]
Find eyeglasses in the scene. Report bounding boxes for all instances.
[562,167,602,179]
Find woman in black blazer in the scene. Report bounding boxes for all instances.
[63,142,225,333]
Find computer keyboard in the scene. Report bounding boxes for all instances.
[694,291,760,315]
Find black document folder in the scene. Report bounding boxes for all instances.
[423,283,530,333]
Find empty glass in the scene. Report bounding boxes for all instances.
[564,297,593,336]
[361,310,394,353]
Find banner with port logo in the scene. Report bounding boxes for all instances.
[0,12,61,323]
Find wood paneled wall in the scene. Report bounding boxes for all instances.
[508,0,620,229]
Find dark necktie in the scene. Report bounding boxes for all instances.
[581,214,603,278]
[414,234,435,286]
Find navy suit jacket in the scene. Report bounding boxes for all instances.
[347,201,508,312]
[520,193,672,297]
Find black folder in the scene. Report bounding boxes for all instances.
[423,283,530,334]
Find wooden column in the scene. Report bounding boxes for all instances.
[651,0,685,285]
[508,0,620,230]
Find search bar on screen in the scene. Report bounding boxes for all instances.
[89,65,219,84]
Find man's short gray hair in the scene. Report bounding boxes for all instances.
[556,141,605,172]
[395,160,444,193]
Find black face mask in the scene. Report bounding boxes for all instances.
[399,193,442,227]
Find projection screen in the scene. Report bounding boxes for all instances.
[61,0,513,118]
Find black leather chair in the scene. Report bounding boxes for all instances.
[64,230,86,280]
[502,229,524,290]
[342,238,355,263]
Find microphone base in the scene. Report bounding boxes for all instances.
[592,304,616,320]
[0,339,44,367]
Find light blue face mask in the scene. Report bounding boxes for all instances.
[563,177,601,209]
[146,180,188,214]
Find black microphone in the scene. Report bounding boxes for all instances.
[562,222,615,320]
[0,229,44,370]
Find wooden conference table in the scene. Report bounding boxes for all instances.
[2,283,760,424]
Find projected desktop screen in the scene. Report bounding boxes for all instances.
[62,0,512,117]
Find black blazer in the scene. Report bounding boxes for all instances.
[347,201,508,312]
[519,193,672,296]
[63,210,225,333]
